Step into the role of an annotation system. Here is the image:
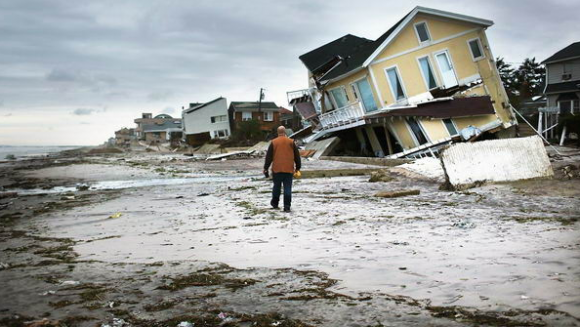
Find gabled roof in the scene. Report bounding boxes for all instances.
[542,42,580,64]
[183,97,225,114]
[229,101,279,112]
[142,120,182,132]
[299,6,493,83]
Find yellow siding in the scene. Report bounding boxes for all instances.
[390,119,416,149]
[420,119,450,141]
[453,115,497,130]
[326,69,380,110]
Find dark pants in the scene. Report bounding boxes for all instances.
[271,172,293,210]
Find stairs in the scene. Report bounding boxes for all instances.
[518,122,537,137]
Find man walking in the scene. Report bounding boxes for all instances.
[263,126,301,212]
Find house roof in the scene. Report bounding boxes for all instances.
[142,120,182,132]
[542,42,580,64]
[279,107,293,115]
[544,81,580,94]
[229,101,279,112]
[365,96,495,120]
[299,6,493,83]
[183,97,225,114]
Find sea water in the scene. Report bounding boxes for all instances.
[0,145,80,160]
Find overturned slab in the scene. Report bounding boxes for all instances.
[375,189,420,198]
[440,136,553,190]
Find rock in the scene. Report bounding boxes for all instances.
[368,170,393,183]
[375,189,420,198]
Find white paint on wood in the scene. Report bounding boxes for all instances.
[441,136,553,189]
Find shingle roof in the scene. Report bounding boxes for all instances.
[544,81,580,94]
[183,97,225,114]
[542,42,580,64]
[298,13,410,83]
[229,101,279,112]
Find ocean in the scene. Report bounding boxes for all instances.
[0,145,81,160]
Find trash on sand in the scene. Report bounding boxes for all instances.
[76,183,90,191]
[197,192,210,197]
[40,291,55,296]
[109,213,123,219]
[60,280,80,286]
[24,318,61,327]
[177,322,194,327]
[175,195,184,199]
[217,312,227,319]
[101,318,128,327]
[368,170,393,182]
[61,195,75,200]
[206,150,257,161]
[375,189,420,198]
[0,262,9,270]
[108,301,115,308]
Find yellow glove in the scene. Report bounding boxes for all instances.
[293,170,301,178]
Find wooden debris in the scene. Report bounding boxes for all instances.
[375,189,420,198]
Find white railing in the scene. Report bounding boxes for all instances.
[318,102,365,129]
[287,88,315,104]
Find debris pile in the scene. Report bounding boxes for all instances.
[561,165,580,179]
[368,170,393,182]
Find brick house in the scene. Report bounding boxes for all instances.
[228,101,281,132]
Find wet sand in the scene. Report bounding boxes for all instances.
[1,151,580,326]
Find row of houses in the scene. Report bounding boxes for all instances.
[286,6,579,158]
[114,100,296,147]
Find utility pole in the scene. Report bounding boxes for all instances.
[257,88,264,120]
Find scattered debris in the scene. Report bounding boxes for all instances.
[561,165,580,179]
[109,212,123,219]
[375,189,420,198]
[177,322,194,327]
[395,157,445,181]
[197,192,210,197]
[101,318,128,327]
[368,170,393,182]
[0,191,18,199]
[76,183,90,191]
[59,280,80,286]
[0,262,10,270]
[24,318,61,327]
[304,137,340,159]
[206,150,257,161]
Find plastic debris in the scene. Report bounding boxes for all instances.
[197,193,210,197]
[101,318,128,327]
[109,213,123,219]
[217,312,227,319]
[76,183,90,191]
[40,290,56,296]
[0,262,9,270]
[60,280,80,286]
[177,322,194,327]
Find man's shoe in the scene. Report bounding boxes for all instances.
[283,207,291,212]
[271,206,279,209]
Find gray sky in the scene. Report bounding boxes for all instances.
[0,0,578,145]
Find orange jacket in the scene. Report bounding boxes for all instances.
[264,136,301,173]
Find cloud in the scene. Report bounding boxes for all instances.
[72,108,98,115]
[3,113,12,117]
[148,90,173,102]
[162,106,175,114]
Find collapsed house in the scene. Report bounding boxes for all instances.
[182,97,231,146]
[288,6,518,159]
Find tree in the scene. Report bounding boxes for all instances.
[515,57,545,98]
[496,57,518,99]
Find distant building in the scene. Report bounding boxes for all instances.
[114,127,135,147]
[134,113,181,140]
[141,119,182,144]
[182,97,230,146]
[542,41,580,114]
[228,101,281,132]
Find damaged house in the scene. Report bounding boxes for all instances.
[288,6,517,158]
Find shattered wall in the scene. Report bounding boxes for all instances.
[440,136,553,189]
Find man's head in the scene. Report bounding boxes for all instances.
[277,126,286,136]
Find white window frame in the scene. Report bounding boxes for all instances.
[405,118,431,147]
[328,86,349,109]
[263,111,274,121]
[413,21,432,45]
[211,115,227,124]
[350,83,359,100]
[384,65,408,103]
[416,55,439,91]
[433,48,459,88]
[241,111,252,121]
[467,37,485,62]
[351,76,378,112]
[441,118,460,136]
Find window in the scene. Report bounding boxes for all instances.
[386,67,406,101]
[210,115,227,123]
[414,22,431,43]
[242,112,252,121]
[406,118,429,145]
[468,38,485,61]
[329,87,348,109]
[443,119,458,136]
[353,78,378,112]
[213,129,229,138]
[418,56,438,90]
[263,111,274,121]
[559,101,572,115]
[435,51,458,88]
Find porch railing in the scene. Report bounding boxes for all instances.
[318,102,365,130]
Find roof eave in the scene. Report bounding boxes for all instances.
[542,55,580,65]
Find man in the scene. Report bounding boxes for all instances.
[263,126,301,212]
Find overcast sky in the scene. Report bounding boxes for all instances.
[1,0,578,145]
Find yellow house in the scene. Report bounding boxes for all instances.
[289,6,517,158]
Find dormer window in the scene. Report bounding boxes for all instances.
[414,22,431,44]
